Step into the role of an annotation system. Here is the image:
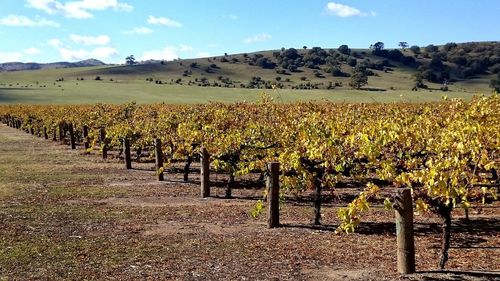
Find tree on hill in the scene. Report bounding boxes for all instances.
[412,71,427,90]
[388,49,404,61]
[349,66,368,89]
[282,48,300,60]
[370,42,384,52]
[425,44,439,53]
[443,42,458,52]
[490,72,500,92]
[338,44,351,55]
[410,45,421,54]
[255,57,276,69]
[125,55,137,65]
[370,42,388,57]
[398,42,409,50]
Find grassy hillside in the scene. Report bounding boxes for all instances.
[0,42,498,104]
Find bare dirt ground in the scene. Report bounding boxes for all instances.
[0,124,499,280]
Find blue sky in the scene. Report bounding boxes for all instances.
[0,0,499,63]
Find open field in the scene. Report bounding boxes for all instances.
[0,80,486,104]
[0,46,496,104]
[1,124,499,280]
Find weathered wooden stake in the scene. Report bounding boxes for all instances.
[82,125,90,152]
[395,188,416,274]
[154,138,164,181]
[69,123,76,149]
[58,123,64,143]
[123,138,132,169]
[267,162,280,228]
[52,126,57,141]
[200,147,210,198]
[100,127,108,159]
[43,127,48,140]
[30,127,35,135]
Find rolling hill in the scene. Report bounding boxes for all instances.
[0,59,106,72]
[0,42,498,104]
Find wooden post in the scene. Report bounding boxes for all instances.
[52,126,57,141]
[267,162,280,228]
[100,127,108,159]
[200,147,210,198]
[69,123,76,149]
[43,127,48,140]
[30,127,35,135]
[123,138,132,169]
[58,123,64,143]
[82,125,90,152]
[395,188,416,274]
[154,138,164,181]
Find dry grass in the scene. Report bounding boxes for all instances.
[0,124,498,280]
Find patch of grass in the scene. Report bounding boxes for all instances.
[0,49,493,104]
[0,80,483,104]
[48,185,127,200]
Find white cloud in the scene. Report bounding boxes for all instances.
[70,34,111,46]
[196,52,210,58]
[325,2,370,17]
[48,38,62,48]
[207,43,219,48]
[244,33,272,44]
[147,15,182,27]
[226,14,238,20]
[0,51,23,62]
[0,14,59,27]
[59,46,117,61]
[92,47,118,59]
[180,45,194,52]
[140,46,178,61]
[26,0,133,19]
[122,26,153,35]
[24,47,42,55]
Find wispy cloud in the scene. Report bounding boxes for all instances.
[122,26,153,35]
[325,2,373,17]
[59,46,118,61]
[180,45,194,52]
[196,52,210,58]
[225,14,238,20]
[70,34,111,46]
[244,33,272,44]
[0,14,59,27]
[140,46,179,61]
[0,51,24,62]
[26,0,133,19]
[147,15,182,27]
[48,38,62,48]
[46,35,116,62]
[24,47,42,55]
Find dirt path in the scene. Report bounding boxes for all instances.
[0,124,499,280]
